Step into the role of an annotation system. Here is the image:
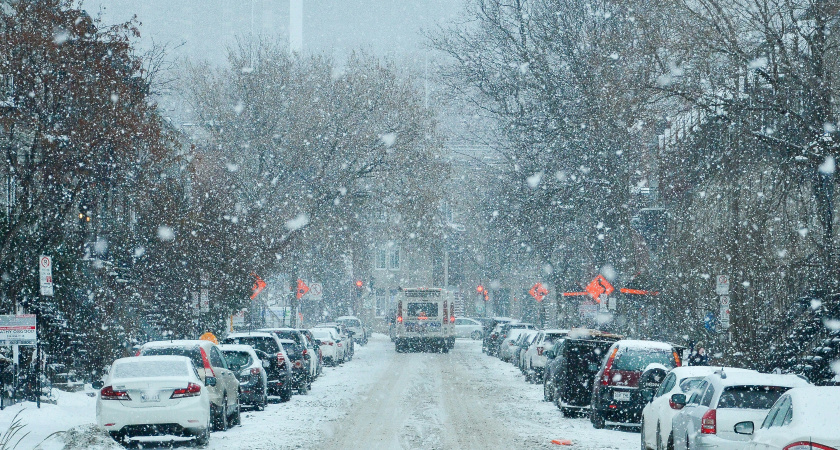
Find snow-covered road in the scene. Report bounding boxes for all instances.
[0,333,639,449]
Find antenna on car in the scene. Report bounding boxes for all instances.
[718,367,727,379]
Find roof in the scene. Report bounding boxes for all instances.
[787,386,840,432]
[567,328,623,340]
[225,332,276,339]
[114,355,192,366]
[705,371,811,388]
[669,366,752,380]
[142,340,213,349]
[217,344,258,354]
[542,329,570,335]
[258,327,299,332]
[614,339,674,351]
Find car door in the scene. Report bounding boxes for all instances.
[643,372,675,447]
[749,395,792,450]
[209,345,238,408]
[673,380,707,449]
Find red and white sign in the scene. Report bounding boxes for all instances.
[529,283,549,302]
[39,255,53,296]
[309,282,323,301]
[0,314,36,345]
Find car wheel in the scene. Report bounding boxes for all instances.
[281,382,292,402]
[230,395,241,426]
[194,416,211,447]
[640,418,647,450]
[667,433,674,450]
[543,377,553,402]
[590,409,605,429]
[655,424,662,450]
[213,395,229,431]
[297,378,309,395]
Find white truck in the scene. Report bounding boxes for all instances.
[393,287,455,353]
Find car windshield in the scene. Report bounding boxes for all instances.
[225,337,277,355]
[543,334,565,344]
[311,330,332,340]
[717,386,790,409]
[112,360,190,379]
[221,351,252,372]
[339,319,361,327]
[272,331,302,344]
[612,350,676,371]
[140,347,202,370]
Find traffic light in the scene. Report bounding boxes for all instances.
[355,280,363,289]
[476,285,484,293]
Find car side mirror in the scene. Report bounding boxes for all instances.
[262,359,270,368]
[205,376,217,387]
[734,421,754,435]
[669,393,686,410]
[91,380,104,389]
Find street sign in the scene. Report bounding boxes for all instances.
[716,275,730,295]
[230,310,246,330]
[529,282,548,302]
[0,314,36,345]
[309,282,323,301]
[200,289,210,313]
[704,312,716,333]
[579,303,599,319]
[251,274,266,299]
[586,274,614,303]
[719,295,730,308]
[719,305,730,329]
[296,279,310,300]
[39,255,53,296]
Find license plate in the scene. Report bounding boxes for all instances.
[140,391,160,402]
[614,391,631,401]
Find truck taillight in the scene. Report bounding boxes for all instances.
[700,409,716,434]
[170,382,201,399]
[600,347,619,386]
[199,347,215,377]
[397,301,402,321]
[537,346,544,356]
[100,386,131,401]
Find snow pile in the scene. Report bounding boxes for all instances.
[38,424,122,450]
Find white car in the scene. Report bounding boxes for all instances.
[96,355,211,446]
[670,370,810,450]
[498,329,530,362]
[740,386,840,450]
[311,328,345,366]
[523,329,568,382]
[454,318,483,339]
[641,366,754,450]
[336,315,367,345]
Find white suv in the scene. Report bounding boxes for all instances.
[670,370,810,449]
[523,329,568,382]
[336,316,366,345]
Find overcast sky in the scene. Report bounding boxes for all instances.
[80,0,466,67]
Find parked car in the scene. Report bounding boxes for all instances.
[137,340,240,431]
[641,366,753,450]
[336,315,367,345]
[515,331,539,372]
[490,322,536,357]
[96,356,211,445]
[454,317,484,339]
[481,317,514,354]
[218,344,269,411]
[498,329,531,362]
[739,386,840,450]
[259,328,315,393]
[670,371,810,450]
[590,339,681,428]
[317,322,354,360]
[298,329,323,378]
[220,331,293,401]
[523,329,568,383]
[311,327,345,366]
[543,329,622,416]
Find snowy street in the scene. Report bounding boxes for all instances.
[1,334,637,449]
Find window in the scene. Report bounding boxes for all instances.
[761,395,791,429]
[688,381,707,405]
[717,385,789,409]
[612,350,677,371]
[700,385,715,406]
[655,373,676,398]
[375,248,387,270]
[209,347,226,369]
[389,245,400,270]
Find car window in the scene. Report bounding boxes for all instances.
[209,346,226,369]
[769,396,792,428]
[455,319,464,325]
[222,351,252,372]
[655,373,676,398]
[679,378,705,393]
[688,381,707,405]
[612,349,676,371]
[761,395,788,429]
[226,336,277,355]
[543,334,565,344]
[700,384,715,406]
[717,386,789,409]
[141,346,203,370]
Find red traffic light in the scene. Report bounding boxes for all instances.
[476,285,484,293]
[355,280,363,288]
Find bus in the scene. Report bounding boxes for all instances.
[393,287,455,353]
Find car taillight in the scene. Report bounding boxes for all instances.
[171,382,201,399]
[449,316,455,323]
[784,443,837,450]
[327,340,334,346]
[276,352,286,368]
[600,347,619,386]
[135,349,141,356]
[509,341,515,346]
[700,409,716,434]
[302,348,308,356]
[338,342,342,347]
[250,367,261,376]
[537,346,544,356]
[100,386,131,401]
[397,301,402,321]
[199,347,215,377]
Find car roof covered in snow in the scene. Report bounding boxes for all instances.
[541,329,570,335]
[225,331,277,339]
[670,366,754,380]
[217,344,259,354]
[141,339,213,349]
[785,386,840,435]
[705,370,811,388]
[115,355,192,365]
[614,339,674,351]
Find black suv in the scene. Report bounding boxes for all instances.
[221,332,294,402]
[259,328,314,394]
[542,330,621,416]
